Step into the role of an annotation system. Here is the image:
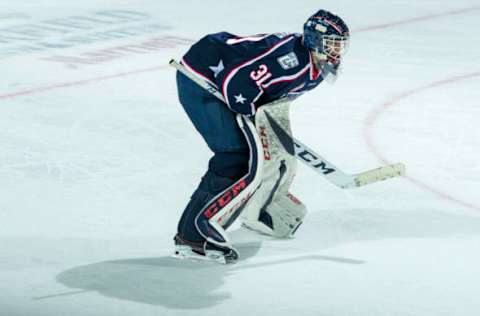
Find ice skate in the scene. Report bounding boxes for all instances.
[172,235,239,264]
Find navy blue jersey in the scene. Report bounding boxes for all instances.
[181,32,324,116]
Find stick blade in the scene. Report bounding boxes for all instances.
[353,163,406,187]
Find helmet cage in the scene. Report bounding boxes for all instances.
[304,27,349,65]
[321,34,349,64]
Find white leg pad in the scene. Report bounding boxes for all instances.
[241,100,308,238]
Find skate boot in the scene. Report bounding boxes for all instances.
[173,234,239,264]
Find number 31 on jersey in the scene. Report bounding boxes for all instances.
[250,64,272,87]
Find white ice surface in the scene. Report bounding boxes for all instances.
[1,1,480,315]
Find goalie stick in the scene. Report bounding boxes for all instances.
[169,59,405,188]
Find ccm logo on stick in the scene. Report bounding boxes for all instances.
[294,143,336,174]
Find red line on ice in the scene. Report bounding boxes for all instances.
[363,72,480,212]
[0,65,168,100]
[1,7,479,100]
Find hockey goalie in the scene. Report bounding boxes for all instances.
[172,10,350,263]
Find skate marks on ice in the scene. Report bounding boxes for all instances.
[53,241,362,309]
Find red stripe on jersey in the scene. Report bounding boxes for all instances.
[261,64,310,89]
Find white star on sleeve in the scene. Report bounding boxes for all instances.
[209,60,224,78]
[234,94,247,104]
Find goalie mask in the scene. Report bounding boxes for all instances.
[303,9,350,82]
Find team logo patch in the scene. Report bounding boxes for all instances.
[277,52,299,70]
